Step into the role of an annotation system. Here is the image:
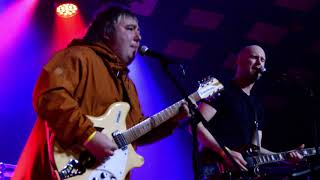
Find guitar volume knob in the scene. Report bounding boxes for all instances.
[101,172,106,179]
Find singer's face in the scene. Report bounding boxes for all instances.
[107,16,141,65]
[237,45,266,80]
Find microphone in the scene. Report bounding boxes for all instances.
[138,45,178,64]
[139,45,165,59]
[258,66,288,81]
[258,66,267,74]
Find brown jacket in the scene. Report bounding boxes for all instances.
[12,40,145,180]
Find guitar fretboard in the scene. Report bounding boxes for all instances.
[122,92,200,144]
[254,148,317,165]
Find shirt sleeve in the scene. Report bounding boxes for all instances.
[33,50,95,148]
[202,91,225,128]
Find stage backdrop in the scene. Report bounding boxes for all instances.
[0,0,194,179]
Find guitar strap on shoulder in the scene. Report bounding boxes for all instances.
[92,49,132,105]
[248,96,261,153]
[254,114,261,153]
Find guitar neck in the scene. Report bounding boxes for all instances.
[253,148,317,165]
[122,91,200,144]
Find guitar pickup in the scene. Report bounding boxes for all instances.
[112,130,128,150]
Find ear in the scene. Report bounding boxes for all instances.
[102,30,111,40]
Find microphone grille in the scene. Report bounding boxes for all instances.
[260,66,267,73]
[139,45,149,55]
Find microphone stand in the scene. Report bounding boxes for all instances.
[159,61,202,180]
[158,60,245,180]
[309,88,320,179]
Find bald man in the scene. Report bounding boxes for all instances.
[196,45,303,179]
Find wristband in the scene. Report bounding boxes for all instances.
[83,131,96,145]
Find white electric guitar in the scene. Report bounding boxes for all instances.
[53,77,224,180]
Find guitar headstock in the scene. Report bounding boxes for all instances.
[197,76,224,99]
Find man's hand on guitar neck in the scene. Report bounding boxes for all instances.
[83,131,118,160]
[222,147,248,172]
[175,103,192,120]
[287,144,305,163]
[169,103,193,125]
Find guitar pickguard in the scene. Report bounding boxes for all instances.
[88,148,128,180]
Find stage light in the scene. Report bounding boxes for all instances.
[55,1,78,18]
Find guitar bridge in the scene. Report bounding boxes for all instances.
[112,130,127,150]
[59,159,86,179]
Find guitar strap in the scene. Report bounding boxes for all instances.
[248,96,261,153]
[254,111,261,152]
[92,49,131,105]
[119,76,131,105]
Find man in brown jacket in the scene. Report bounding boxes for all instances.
[13,6,188,180]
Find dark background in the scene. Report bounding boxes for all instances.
[0,0,319,178]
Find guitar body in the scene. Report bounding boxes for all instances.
[53,102,144,180]
[52,77,224,180]
[241,144,318,178]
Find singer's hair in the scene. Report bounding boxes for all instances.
[83,6,138,43]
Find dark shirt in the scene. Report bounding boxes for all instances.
[205,81,264,150]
